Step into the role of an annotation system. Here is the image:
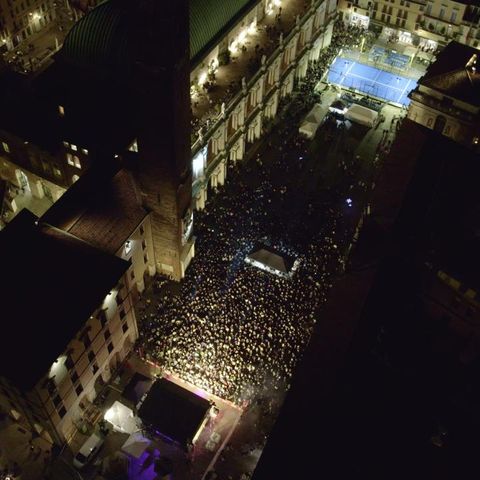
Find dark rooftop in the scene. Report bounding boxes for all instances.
[42,160,147,255]
[419,41,480,107]
[394,124,480,291]
[122,372,153,406]
[138,378,211,449]
[0,69,60,153]
[60,0,257,67]
[0,209,130,390]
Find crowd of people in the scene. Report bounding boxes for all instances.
[137,122,356,406]
[138,20,375,407]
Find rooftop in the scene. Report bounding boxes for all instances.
[419,41,480,107]
[0,209,130,391]
[41,160,147,255]
[61,0,259,67]
[138,379,211,449]
[394,124,480,292]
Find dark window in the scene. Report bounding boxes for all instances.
[140,226,144,235]
[99,310,107,327]
[122,322,129,334]
[116,294,123,306]
[143,254,148,264]
[47,379,56,395]
[75,384,83,396]
[107,342,114,354]
[81,331,91,348]
[119,309,126,320]
[104,328,111,341]
[88,351,95,363]
[91,363,99,375]
[53,395,62,407]
[65,356,74,370]
[58,406,66,418]
[70,371,79,384]
[142,240,146,250]
[451,297,461,309]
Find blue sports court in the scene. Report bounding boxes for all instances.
[327,57,417,106]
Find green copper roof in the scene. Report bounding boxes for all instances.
[62,0,257,68]
[62,0,131,70]
[190,0,257,61]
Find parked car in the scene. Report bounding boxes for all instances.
[73,433,105,469]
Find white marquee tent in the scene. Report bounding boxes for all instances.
[121,432,151,459]
[344,103,378,127]
[104,401,138,434]
[298,104,326,139]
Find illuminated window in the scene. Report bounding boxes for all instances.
[71,144,77,151]
[81,148,88,155]
[125,240,132,255]
[473,137,479,145]
[192,145,207,180]
[73,156,81,168]
[72,174,79,183]
[58,105,64,116]
[62,141,69,148]
[53,167,61,177]
[66,153,74,165]
[2,142,10,153]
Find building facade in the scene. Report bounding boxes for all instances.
[190,0,337,210]
[338,0,480,50]
[407,41,480,147]
[0,209,139,445]
[0,0,56,52]
[0,0,336,279]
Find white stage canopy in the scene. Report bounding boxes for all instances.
[104,401,138,434]
[245,245,299,279]
[299,104,325,139]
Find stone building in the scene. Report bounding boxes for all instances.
[0,0,336,280]
[0,207,138,445]
[407,41,480,147]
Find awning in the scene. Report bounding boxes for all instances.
[121,432,151,459]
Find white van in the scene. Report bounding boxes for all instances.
[73,433,104,469]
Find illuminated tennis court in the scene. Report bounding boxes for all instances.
[327,58,417,106]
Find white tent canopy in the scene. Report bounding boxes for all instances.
[121,432,151,459]
[299,104,325,139]
[344,103,378,127]
[245,245,299,279]
[104,401,138,434]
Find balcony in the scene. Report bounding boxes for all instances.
[190,0,315,146]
